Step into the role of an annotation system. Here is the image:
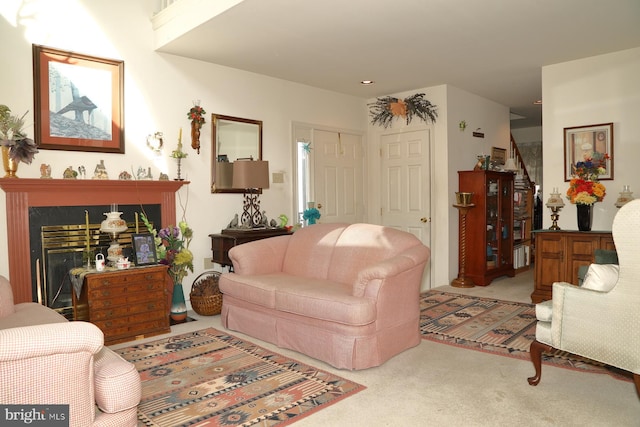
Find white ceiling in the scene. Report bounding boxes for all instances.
[157,0,640,129]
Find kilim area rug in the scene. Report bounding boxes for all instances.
[419,290,632,382]
[115,328,364,427]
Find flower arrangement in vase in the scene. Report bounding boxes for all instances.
[141,213,194,321]
[0,104,38,177]
[566,152,608,231]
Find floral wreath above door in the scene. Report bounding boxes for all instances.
[368,93,438,128]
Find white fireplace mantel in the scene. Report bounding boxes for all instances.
[0,178,188,303]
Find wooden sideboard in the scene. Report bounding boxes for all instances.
[209,228,292,268]
[73,265,170,345]
[531,230,615,303]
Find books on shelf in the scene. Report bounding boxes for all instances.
[513,243,530,269]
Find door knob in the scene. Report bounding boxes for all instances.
[420,217,431,223]
[317,203,323,209]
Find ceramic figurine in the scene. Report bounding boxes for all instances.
[136,166,147,180]
[228,213,239,228]
[63,166,77,179]
[78,165,86,179]
[93,160,108,179]
[118,171,132,180]
[39,164,52,179]
[159,173,169,181]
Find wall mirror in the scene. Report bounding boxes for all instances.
[211,114,263,193]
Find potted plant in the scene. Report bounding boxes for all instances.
[0,105,38,177]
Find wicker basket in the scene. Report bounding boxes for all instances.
[189,271,223,316]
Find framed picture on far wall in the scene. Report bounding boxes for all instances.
[491,147,506,165]
[564,123,614,181]
[32,44,125,153]
[132,233,157,266]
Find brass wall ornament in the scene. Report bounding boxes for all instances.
[368,93,438,128]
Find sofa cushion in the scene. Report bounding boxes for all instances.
[281,224,346,280]
[275,280,376,326]
[0,276,15,318]
[0,303,67,330]
[221,273,376,326]
[582,264,619,292]
[328,224,422,286]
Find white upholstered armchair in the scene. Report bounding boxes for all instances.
[528,199,640,396]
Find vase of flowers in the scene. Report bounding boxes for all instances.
[141,213,194,321]
[566,152,608,231]
[0,105,38,178]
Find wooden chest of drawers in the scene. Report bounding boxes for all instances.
[74,265,170,345]
[531,230,614,303]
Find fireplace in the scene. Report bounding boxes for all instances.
[0,178,188,304]
[32,204,161,317]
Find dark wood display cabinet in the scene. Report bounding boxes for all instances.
[458,170,515,286]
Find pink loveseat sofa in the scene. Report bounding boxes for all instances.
[0,275,141,427]
[219,223,431,370]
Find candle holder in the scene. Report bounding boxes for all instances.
[546,189,565,230]
[452,192,475,288]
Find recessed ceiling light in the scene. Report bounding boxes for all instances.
[360,80,375,85]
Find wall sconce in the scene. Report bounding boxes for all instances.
[546,188,565,230]
[232,159,270,228]
[615,185,634,209]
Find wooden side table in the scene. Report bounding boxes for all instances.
[209,228,292,268]
[73,265,170,345]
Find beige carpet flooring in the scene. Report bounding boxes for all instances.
[111,269,640,426]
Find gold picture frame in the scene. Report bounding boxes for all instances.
[564,123,613,181]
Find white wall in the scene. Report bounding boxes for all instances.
[542,47,640,231]
[0,0,366,294]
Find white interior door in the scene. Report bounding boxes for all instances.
[313,129,364,223]
[380,128,432,288]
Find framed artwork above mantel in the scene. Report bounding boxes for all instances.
[32,44,125,153]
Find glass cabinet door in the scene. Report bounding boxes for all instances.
[486,178,499,270]
[499,176,513,267]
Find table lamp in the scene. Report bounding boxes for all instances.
[546,188,565,230]
[232,159,270,227]
[615,185,634,209]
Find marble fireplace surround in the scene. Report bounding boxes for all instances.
[0,178,188,303]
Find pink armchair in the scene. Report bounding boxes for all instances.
[219,223,431,370]
[0,275,141,427]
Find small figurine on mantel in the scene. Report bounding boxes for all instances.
[39,163,51,179]
[93,160,108,179]
[159,173,169,181]
[78,166,86,179]
[63,166,77,179]
[118,170,132,180]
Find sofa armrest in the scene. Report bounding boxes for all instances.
[94,347,141,413]
[228,235,291,274]
[353,244,430,298]
[0,321,103,361]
